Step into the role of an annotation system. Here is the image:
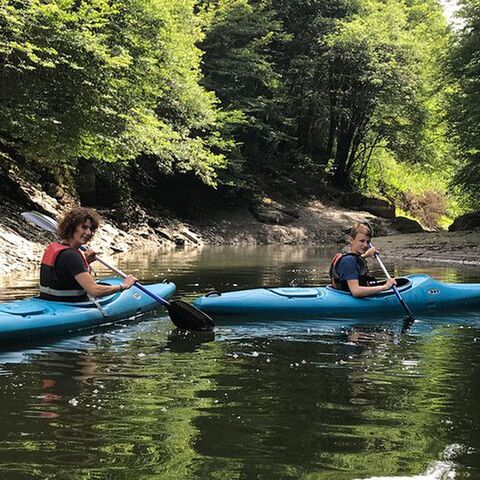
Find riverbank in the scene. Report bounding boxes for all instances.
[376,230,480,266]
[1,170,480,278]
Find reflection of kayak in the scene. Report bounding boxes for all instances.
[193,274,480,319]
[0,278,176,342]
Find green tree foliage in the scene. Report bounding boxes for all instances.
[0,0,228,184]
[200,0,292,183]
[272,0,358,172]
[274,0,449,188]
[197,0,450,198]
[0,0,454,204]
[448,0,480,208]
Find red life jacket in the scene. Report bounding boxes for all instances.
[39,242,89,302]
[329,252,373,292]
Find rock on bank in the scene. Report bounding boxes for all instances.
[0,172,179,276]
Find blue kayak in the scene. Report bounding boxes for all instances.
[193,274,480,320]
[0,278,176,342]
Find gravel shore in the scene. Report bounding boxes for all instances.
[376,231,480,266]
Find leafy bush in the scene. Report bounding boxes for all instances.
[366,153,462,228]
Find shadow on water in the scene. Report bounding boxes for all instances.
[167,329,215,353]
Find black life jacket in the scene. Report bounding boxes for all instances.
[329,252,374,292]
[39,242,89,302]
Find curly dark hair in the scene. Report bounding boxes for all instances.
[57,207,101,240]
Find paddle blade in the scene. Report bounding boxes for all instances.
[398,296,415,322]
[22,211,58,234]
[167,300,215,331]
[401,315,415,333]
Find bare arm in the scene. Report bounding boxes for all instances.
[74,272,137,297]
[347,277,397,298]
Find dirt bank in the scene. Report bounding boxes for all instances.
[1,171,479,279]
[0,172,175,276]
[375,231,480,266]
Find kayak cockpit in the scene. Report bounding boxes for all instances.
[0,278,126,318]
[204,278,415,301]
[369,276,411,290]
[326,277,413,296]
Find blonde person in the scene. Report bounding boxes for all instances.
[329,222,396,297]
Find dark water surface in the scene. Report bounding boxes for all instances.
[0,246,479,479]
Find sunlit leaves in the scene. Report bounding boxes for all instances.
[0,0,227,184]
[448,0,480,208]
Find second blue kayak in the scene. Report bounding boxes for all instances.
[193,274,480,319]
[0,278,176,342]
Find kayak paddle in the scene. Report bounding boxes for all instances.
[369,241,415,325]
[21,211,215,332]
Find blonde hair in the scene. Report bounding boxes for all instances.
[349,221,373,239]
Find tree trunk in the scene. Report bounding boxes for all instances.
[76,158,96,206]
[332,118,355,186]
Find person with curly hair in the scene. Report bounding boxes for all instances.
[39,207,137,302]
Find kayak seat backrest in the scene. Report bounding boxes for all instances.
[268,288,324,299]
[206,291,221,297]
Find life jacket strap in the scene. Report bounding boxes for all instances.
[329,253,344,289]
[329,252,372,290]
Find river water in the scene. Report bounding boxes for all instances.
[0,245,479,479]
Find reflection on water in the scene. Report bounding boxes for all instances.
[355,445,460,479]
[0,246,479,479]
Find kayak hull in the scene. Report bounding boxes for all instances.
[193,274,480,320]
[0,278,176,342]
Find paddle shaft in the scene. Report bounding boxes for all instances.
[79,246,170,308]
[369,242,414,320]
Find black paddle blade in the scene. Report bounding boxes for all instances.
[399,298,415,323]
[401,315,415,333]
[167,300,215,331]
[398,297,415,332]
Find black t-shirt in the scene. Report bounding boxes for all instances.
[54,249,88,285]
